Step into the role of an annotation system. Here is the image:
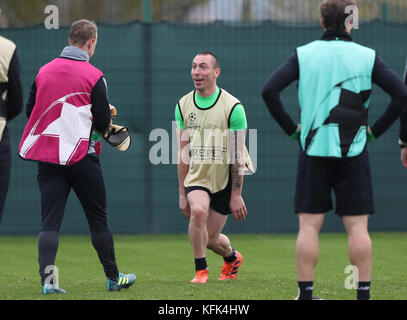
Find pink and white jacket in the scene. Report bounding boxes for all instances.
[19,56,103,166]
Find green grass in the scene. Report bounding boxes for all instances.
[0,233,406,300]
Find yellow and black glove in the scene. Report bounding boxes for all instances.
[109,104,117,118]
[103,124,131,151]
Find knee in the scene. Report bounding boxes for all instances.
[87,214,109,234]
[298,223,321,239]
[298,214,324,235]
[190,206,208,227]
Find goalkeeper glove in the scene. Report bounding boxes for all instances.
[109,104,117,118]
[103,124,131,151]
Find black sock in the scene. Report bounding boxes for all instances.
[90,230,119,281]
[194,257,208,271]
[38,231,59,286]
[224,248,237,263]
[298,281,314,300]
[357,281,371,300]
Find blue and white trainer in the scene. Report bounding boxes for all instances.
[107,272,136,291]
[42,283,66,295]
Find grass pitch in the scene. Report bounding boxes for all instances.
[0,233,406,300]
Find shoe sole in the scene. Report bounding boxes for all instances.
[190,278,208,284]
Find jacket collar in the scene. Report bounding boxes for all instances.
[321,30,353,42]
[60,46,89,61]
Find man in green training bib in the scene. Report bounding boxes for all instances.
[262,0,407,300]
[175,52,250,283]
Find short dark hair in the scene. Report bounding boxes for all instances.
[197,51,220,68]
[69,19,98,46]
[320,0,356,32]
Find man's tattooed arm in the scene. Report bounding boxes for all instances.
[230,130,246,193]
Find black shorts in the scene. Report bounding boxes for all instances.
[295,149,374,216]
[186,178,232,216]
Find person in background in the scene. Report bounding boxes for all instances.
[0,7,23,225]
[19,19,136,295]
[261,0,407,300]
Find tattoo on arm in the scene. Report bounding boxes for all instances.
[231,165,242,190]
[231,131,244,191]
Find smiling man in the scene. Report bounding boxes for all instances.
[175,52,249,283]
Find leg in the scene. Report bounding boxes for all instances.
[296,213,325,281]
[187,190,211,260]
[207,208,243,280]
[68,154,119,281]
[295,151,330,280]
[342,214,371,299]
[295,213,325,299]
[206,175,234,257]
[186,189,211,283]
[294,151,332,299]
[37,163,70,286]
[206,208,231,257]
[334,152,374,299]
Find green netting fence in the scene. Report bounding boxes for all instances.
[0,20,406,235]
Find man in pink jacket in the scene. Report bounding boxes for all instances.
[20,19,135,295]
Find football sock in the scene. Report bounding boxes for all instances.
[90,230,119,281]
[194,257,208,271]
[298,281,314,300]
[38,231,59,286]
[224,248,237,262]
[357,281,371,300]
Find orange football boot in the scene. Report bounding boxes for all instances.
[190,269,209,283]
[218,251,243,280]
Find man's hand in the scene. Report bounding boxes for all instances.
[103,123,131,151]
[367,127,376,142]
[230,194,247,222]
[401,148,407,169]
[179,193,191,219]
[290,124,301,140]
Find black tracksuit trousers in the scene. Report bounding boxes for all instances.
[37,153,119,285]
